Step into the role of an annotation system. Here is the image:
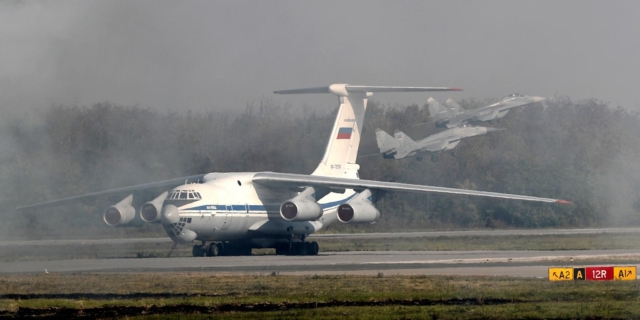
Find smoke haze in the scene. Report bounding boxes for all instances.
[1,1,639,113]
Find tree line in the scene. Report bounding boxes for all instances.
[0,96,638,239]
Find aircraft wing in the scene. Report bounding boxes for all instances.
[420,141,451,153]
[252,172,571,204]
[15,174,207,210]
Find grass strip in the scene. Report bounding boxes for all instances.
[1,273,640,318]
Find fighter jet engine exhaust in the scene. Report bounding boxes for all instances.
[280,199,323,222]
[337,202,380,224]
[139,191,168,223]
[103,194,135,227]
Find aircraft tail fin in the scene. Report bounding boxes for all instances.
[375,128,398,154]
[445,98,466,117]
[274,84,462,178]
[393,130,418,149]
[427,97,449,121]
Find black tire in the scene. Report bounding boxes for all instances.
[207,243,219,257]
[275,243,288,255]
[192,245,205,257]
[216,243,225,256]
[308,241,319,256]
[292,242,306,256]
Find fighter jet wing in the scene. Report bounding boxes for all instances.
[15,174,207,210]
[252,172,571,204]
[419,140,456,153]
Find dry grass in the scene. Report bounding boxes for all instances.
[2,273,640,318]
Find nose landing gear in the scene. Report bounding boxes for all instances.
[192,241,253,257]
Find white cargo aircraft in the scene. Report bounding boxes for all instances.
[17,84,570,257]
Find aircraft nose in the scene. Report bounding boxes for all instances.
[161,204,179,224]
[160,204,198,244]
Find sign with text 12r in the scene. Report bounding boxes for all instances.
[586,266,614,281]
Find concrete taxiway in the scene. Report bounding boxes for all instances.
[1,227,639,247]
[2,249,640,277]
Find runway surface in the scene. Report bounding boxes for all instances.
[2,229,639,277]
[2,249,640,277]
[1,227,639,247]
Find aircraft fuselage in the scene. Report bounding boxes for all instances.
[160,172,355,248]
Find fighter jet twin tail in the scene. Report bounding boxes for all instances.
[376,94,545,161]
[17,84,567,258]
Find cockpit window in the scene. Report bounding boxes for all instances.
[168,189,202,200]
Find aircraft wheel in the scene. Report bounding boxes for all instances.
[192,245,206,257]
[307,241,319,256]
[291,242,306,256]
[216,243,225,256]
[275,243,288,255]
[207,243,219,257]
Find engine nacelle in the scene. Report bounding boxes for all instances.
[103,195,135,227]
[337,201,380,224]
[280,199,323,222]
[140,191,168,223]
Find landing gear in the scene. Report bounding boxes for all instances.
[192,244,206,257]
[206,243,219,257]
[195,241,252,257]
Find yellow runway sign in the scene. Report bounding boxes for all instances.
[614,266,637,280]
[548,267,573,281]
[549,266,637,281]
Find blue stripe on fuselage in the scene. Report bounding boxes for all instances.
[182,194,356,212]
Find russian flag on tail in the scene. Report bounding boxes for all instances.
[337,127,352,139]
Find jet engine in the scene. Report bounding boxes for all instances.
[103,194,135,227]
[280,199,323,222]
[140,191,168,223]
[337,201,380,224]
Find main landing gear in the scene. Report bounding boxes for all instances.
[192,241,252,257]
[275,234,319,256]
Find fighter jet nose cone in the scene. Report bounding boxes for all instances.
[161,204,179,224]
[485,127,506,133]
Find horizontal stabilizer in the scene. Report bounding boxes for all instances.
[275,84,462,95]
[345,86,462,93]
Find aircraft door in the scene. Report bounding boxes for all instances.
[222,205,233,230]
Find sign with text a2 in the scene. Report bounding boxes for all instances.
[548,266,636,281]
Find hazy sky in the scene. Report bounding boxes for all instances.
[2,1,639,113]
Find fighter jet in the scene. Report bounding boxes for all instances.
[427,94,545,128]
[376,126,503,161]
